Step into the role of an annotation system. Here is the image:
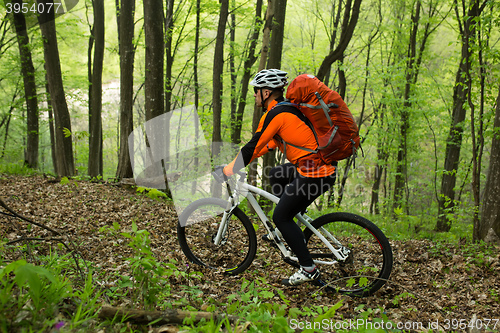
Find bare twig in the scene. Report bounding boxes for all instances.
[0,196,88,281]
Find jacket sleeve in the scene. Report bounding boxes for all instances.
[224,112,282,176]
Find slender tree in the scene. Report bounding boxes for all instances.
[392,0,421,212]
[116,0,135,179]
[436,0,482,232]
[322,0,343,88]
[231,0,263,145]
[313,0,362,207]
[0,88,18,159]
[316,0,362,82]
[261,0,287,198]
[88,0,105,178]
[210,0,229,197]
[248,0,273,188]
[12,0,39,169]
[193,0,200,112]
[470,1,493,241]
[229,0,237,129]
[212,0,229,148]
[266,0,286,69]
[143,0,164,121]
[37,0,74,177]
[45,77,57,175]
[392,0,443,214]
[479,85,500,243]
[165,0,174,114]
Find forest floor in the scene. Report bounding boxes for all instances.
[1,174,499,332]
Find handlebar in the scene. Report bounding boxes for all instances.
[211,166,247,184]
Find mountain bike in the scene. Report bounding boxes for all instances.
[177,169,393,297]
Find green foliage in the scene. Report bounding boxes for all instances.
[0,254,100,332]
[0,162,39,175]
[100,221,201,311]
[120,222,170,309]
[60,176,70,185]
[136,186,170,201]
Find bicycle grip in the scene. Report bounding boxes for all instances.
[212,165,228,183]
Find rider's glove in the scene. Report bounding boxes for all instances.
[212,165,228,183]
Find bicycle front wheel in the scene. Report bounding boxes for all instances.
[303,212,393,297]
[177,198,257,275]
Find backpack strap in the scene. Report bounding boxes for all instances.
[274,101,299,109]
[314,92,334,127]
[274,101,320,143]
[299,102,339,110]
[271,102,321,158]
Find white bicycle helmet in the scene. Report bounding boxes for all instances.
[250,69,288,89]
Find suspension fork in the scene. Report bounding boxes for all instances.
[213,181,240,246]
[213,209,231,246]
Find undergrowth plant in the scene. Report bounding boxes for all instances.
[0,255,100,332]
[101,221,202,311]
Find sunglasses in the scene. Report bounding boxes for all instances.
[253,87,260,93]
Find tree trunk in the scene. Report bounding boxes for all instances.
[436,0,480,232]
[260,0,287,201]
[193,0,200,112]
[231,0,262,145]
[211,0,229,147]
[165,0,174,114]
[370,163,385,215]
[1,91,16,159]
[479,85,500,243]
[115,0,135,179]
[210,0,229,197]
[190,0,201,195]
[143,0,164,121]
[336,23,378,208]
[248,0,273,188]
[229,0,237,136]
[266,0,286,69]
[471,4,489,241]
[393,0,421,214]
[44,77,58,175]
[12,2,39,169]
[323,0,343,88]
[316,0,362,82]
[37,0,74,177]
[88,0,105,178]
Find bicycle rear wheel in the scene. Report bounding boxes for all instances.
[177,198,257,275]
[303,212,393,297]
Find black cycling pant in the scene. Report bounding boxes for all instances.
[269,163,336,267]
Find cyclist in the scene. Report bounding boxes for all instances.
[220,69,337,286]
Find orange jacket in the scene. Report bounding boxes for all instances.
[224,98,336,178]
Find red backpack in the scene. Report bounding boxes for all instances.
[283,74,360,164]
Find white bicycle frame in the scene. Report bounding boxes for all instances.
[213,173,350,265]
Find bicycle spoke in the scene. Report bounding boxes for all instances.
[305,213,392,296]
[178,198,257,274]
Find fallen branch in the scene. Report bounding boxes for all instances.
[0,196,60,235]
[98,306,240,326]
[0,196,87,280]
